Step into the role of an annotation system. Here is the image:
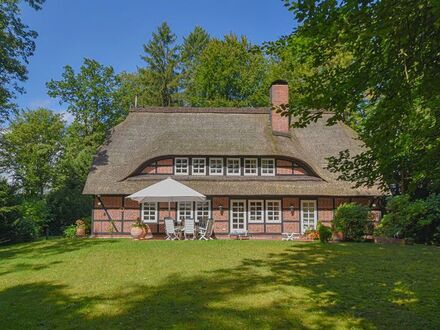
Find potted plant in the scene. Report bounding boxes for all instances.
[304,229,319,241]
[75,219,86,238]
[131,218,149,240]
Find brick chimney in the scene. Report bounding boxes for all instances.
[270,80,290,134]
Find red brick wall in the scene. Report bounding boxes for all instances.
[276,160,293,175]
[90,195,381,237]
[94,196,122,208]
[293,167,307,175]
[141,158,173,174]
[270,83,289,133]
[335,197,350,207]
[248,224,264,233]
[266,224,282,233]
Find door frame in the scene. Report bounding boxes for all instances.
[300,200,317,234]
[230,199,247,233]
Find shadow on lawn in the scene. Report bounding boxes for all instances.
[0,238,115,261]
[0,243,439,329]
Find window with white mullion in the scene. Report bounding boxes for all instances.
[195,200,211,222]
[265,200,281,223]
[175,157,189,175]
[226,158,241,176]
[142,202,158,223]
[209,158,224,175]
[244,158,258,176]
[192,157,206,175]
[261,158,275,176]
[248,200,264,223]
[177,201,193,220]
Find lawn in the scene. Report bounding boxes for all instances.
[0,239,439,329]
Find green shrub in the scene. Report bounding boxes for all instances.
[318,222,332,243]
[12,218,40,242]
[333,203,372,241]
[63,225,77,239]
[376,194,440,244]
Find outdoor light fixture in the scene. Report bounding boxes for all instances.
[289,205,294,214]
[219,205,224,215]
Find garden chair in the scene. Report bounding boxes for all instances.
[183,218,195,240]
[282,232,301,241]
[198,218,214,240]
[165,218,180,240]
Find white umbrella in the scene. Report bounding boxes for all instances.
[126,177,206,216]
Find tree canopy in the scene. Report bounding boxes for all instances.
[0,108,64,197]
[278,0,440,197]
[0,0,45,123]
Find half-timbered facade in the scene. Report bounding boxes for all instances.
[83,81,382,238]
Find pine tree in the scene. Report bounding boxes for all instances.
[141,22,179,106]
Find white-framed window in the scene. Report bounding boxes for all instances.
[209,158,224,175]
[192,157,206,175]
[195,200,211,222]
[261,158,275,176]
[141,202,158,223]
[301,200,317,233]
[265,200,281,223]
[177,201,193,220]
[175,157,189,175]
[226,158,241,176]
[248,200,264,223]
[244,158,258,176]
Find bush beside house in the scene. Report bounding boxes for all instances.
[375,194,440,245]
[333,203,373,241]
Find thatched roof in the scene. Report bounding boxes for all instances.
[83,107,381,196]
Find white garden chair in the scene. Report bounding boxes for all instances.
[198,218,214,240]
[183,218,195,240]
[165,218,180,240]
[282,232,301,241]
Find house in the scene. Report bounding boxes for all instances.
[83,81,382,238]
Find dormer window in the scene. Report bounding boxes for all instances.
[209,158,224,175]
[192,158,206,175]
[175,158,189,175]
[244,158,258,176]
[261,158,275,176]
[226,158,241,176]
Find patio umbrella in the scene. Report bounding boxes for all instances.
[126,177,206,216]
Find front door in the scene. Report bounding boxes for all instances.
[301,200,317,234]
[230,200,247,233]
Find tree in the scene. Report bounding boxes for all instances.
[180,26,210,105]
[141,22,179,106]
[46,58,125,146]
[0,0,45,124]
[188,34,269,107]
[280,0,440,196]
[0,108,64,197]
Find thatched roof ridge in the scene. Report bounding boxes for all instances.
[83,107,381,196]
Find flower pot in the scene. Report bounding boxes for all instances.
[131,226,144,240]
[142,225,153,240]
[76,226,86,238]
[333,231,344,241]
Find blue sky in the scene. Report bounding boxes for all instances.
[19,0,296,115]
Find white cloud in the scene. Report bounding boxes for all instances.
[59,110,75,125]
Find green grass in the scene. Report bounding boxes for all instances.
[0,239,439,329]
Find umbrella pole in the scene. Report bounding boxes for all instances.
[168,201,171,217]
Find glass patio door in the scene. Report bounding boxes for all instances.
[301,200,317,234]
[230,200,247,233]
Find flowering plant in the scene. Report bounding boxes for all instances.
[304,229,319,240]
